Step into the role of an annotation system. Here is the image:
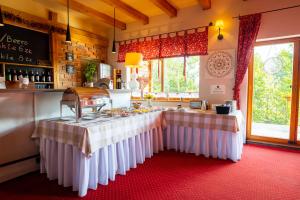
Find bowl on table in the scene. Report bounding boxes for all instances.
[132,102,142,109]
[216,105,231,114]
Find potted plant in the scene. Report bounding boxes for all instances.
[84,62,96,87]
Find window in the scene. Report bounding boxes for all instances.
[164,56,199,98]
[247,38,300,144]
[128,56,200,99]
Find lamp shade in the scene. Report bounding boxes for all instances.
[215,20,224,30]
[125,53,143,68]
[0,7,4,26]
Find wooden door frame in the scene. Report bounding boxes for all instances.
[246,38,300,144]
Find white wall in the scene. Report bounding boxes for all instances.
[107,0,300,115]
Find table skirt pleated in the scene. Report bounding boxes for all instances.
[39,127,163,197]
[164,125,243,162]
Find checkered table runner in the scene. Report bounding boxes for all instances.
[163,110,240,133]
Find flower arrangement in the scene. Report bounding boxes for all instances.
[144,93,155,100]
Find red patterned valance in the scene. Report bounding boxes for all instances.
[117,27,208,62]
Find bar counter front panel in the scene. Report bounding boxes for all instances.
[0,90,69,182]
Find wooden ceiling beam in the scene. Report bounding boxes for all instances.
[150,0,177,17]
[1,5,108,42]
[58,0,126,30]
[198,0,211,10]
[99,0,149,25]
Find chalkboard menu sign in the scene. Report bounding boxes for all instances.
[0,24,50,65]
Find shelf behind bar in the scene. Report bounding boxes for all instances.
[0,62,53,69]
[34,82,54,84]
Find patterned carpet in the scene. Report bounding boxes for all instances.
[0,144,300,200]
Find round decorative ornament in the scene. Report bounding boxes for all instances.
[207,51,233,78]
[263,57,283,75]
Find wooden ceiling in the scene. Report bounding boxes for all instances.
[53,0,212,30]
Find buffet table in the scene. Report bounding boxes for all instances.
[163,110,244,162]
[32,109,244,197]
[32,111,164,197]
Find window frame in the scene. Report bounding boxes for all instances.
[130,56,200,102]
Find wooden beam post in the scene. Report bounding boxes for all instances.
[198,0,211,10]
[58,0,127,30]
[150,0,177,18]
[99,0,149,25]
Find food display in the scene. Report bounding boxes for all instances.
[60,87,111,122]
[132,102,142,109]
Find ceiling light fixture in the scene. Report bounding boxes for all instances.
[0,7,5,26]
[65,0,71,43]
[112,7,116,53]
[215,20,224,40]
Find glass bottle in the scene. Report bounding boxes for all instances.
[30,70,35,82]
[6,69,12,81]
[13,69,18,82]
[47,71,52,82]
[24,70,29,78]
[35,71,40,82]
[41,71,46,82]
[18,69,23,80]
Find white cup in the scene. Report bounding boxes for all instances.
[19,77,29,85]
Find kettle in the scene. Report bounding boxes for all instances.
[201,100,208,111]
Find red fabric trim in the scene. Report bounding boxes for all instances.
[117,28,208,62]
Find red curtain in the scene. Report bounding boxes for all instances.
[233,14,261,109]
[160,34,185,58]
[117,28,208,62]
[186,27,208,56]
[139,39,160,60]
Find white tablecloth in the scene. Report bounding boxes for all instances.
[39,127,163,197]
[36,110,245,197]
[164,110,245,162]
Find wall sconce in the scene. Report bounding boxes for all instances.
[215,20,224,40]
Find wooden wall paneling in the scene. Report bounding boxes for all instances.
[1,5,108,41]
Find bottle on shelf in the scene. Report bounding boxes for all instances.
[47,71,52,82]
[18,69,23,80]
[24,70,29,78]
[116,77,122,89]
[12,69,18,82]
[41,71,46,82]
[30,70,35,82]
[35,71,40,82]
[6,69,12,81]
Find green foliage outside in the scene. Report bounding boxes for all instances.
[151,60,162,93]
[164,56,199,93]
[151,56,199,93]
[252,44,293,125]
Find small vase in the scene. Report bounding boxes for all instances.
[85,82,94,87]
[147,99,152,107]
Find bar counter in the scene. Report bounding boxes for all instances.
[0,89,66,183]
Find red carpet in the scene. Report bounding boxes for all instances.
[0,144,300,200]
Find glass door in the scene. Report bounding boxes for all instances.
[247,40,300,143]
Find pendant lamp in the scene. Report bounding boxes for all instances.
[66,0,71,43]
[112,8,116,53]
[0,7,4,26]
